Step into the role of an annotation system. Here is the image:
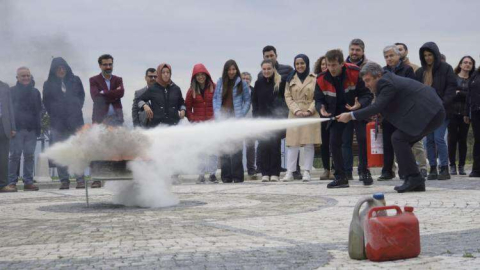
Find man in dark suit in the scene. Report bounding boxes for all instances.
[336,62,445,193]
[132,68,156,127]
[0,81,17,192]
[90,54,125,126]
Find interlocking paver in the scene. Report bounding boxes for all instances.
[0,176,479,269]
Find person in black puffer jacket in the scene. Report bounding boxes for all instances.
[415,42,457,180]
[140,63,186,127]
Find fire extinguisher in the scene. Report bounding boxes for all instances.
[366,121,383,168]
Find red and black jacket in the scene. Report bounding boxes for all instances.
[314,63,373,117]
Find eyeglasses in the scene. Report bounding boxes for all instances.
[147,75,158,79]
[101,63,113,67]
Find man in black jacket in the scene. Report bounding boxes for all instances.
[0,81,17,193]
[343,39,373,183]
[132,68,156,127]
[337,62,445,193]
[43,57,86,190]
[415,42,457,180]
[379,45,428,181]
[8,67,42,191]
[315,49,373,188]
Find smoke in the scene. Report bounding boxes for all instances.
[0,0,92,120]
[43,118,328,208]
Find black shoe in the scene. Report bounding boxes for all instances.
[427,166,438,180]
[59,182,70,190]
[222,178,233,183]
[420,168,428,178]
[233,178,244,183]
[450,165,457,175]
[247,169,256,176]
[292,171,303,180]
[209,174,219,183]
[378,171,395,181]
[360,171,373,186]
[394,174,426,193]
[458,166,466,175]
[438,166,451,180]
[399,174,406,180]
[327,175,350,188]
[469,171,480,177]
[346,172,354,181]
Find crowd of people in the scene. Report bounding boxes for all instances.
[0,39,479,194]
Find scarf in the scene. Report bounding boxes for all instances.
[156,63,172,87]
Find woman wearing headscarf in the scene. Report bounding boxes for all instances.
[185,63,219,184]
[212,59,251,183]
[282,54,321,182]
[140,63,186,127]
[251,59,285,182]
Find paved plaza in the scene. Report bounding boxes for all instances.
[1,173,480,269]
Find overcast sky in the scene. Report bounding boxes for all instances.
[1,0,479,124]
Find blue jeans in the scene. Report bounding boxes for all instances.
[424,118,449,167]
[8,129,37,185]
[51,129,85,184]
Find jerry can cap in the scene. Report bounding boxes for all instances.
[404,206,414,212]
[373,193,384,200]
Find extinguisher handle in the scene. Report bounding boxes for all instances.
[368,205,402,219]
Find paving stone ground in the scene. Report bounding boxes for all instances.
[1,173,480,269]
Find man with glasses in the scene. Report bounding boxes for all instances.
[90,54,125,126]
[132,68,156,127]
[89,54,126,188]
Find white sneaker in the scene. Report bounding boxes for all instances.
[282,172,294,182]
[261,175,270,182]
[302,171,311,182]
[270,175,279,182]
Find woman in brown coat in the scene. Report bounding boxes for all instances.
[282,54,321,182]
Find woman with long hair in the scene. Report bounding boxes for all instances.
[185,63,219,184]
[212,60,251,183]
[449,56,475,175]
[282,54,321,182]
[251,59,285,182]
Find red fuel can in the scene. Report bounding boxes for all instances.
[366,121,383,168]
[365,205,421,262]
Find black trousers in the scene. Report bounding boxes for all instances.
[471,111,480,173]
[330,121,348,177]
[382,120,396,173]
[392,109,445,179]
[448,114,470,167]
[258,133,282,177]
[342,120,368,173]
[321,121,331,170]
[0,120,9,188]
[245,139,256,171]
[220,146,244,182]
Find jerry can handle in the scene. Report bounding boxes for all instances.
[368,205,402,219]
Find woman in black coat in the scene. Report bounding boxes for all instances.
[140,63,186,127]
[465,64,480,177]
[448,56,475,175]
[251,60,285,182]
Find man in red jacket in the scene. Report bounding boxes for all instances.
[90,54,125,126]
[89,54,125,188]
